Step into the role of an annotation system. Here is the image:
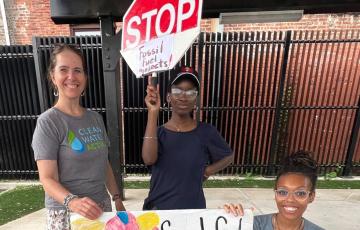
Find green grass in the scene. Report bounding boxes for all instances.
[0,185,44,226]
[124,179,360,189]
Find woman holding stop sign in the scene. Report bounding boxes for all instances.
[142,66,234,210]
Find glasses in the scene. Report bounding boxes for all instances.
[274,189,311,201]
[171,88,198,99]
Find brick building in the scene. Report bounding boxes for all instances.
[0,0,359,45]
[0,0,6,44]
[0,15,5,44]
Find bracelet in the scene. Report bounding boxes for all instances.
[143,136,157,139]
[112,193,121,201]
[63,193,78,209]
[204,171,211,178]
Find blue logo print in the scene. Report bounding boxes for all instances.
[68,130,85,154]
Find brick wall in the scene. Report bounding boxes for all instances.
[5,0,70,45]
[3,0,360,45]
[0,10,5,44]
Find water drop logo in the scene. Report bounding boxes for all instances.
[68,130,85,154]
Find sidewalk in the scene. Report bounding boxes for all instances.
[1,187,360,229]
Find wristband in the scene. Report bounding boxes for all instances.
[143,136,157,139]
[63,193,78,209]
[204,171,211,178]
[112,193,121,201]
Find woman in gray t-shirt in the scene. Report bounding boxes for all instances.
[32,44,125,229]
[224,151,324,230]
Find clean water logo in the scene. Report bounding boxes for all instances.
[68,130,85,154]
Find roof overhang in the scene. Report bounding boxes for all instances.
[51,0,360,24]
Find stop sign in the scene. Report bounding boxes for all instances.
[120,0,203,77]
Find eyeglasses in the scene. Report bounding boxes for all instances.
[171,88,198,99]
[274,189,311,201]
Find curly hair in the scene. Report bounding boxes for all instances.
[276,150,318,191]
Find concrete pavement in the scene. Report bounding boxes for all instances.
[0,186,360,229]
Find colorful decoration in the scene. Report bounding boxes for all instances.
[136,212,160,230]
[105,211,139,230]
[71,217,105,230]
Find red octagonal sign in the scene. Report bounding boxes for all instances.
[121,0,203,77]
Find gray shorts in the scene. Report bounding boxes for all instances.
[46,199,112,230]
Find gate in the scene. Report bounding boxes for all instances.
[0,30,359,179]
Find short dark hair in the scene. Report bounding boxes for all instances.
[276,150,318,192]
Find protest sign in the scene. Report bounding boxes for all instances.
[121,0,203,77]
[71,209,254,230]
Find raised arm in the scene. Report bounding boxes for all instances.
[142,76,161,165]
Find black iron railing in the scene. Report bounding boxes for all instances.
[0,30,359,179]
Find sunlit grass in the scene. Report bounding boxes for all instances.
[124,179,360,189]
[0,185,44,226]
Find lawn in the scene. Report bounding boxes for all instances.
[1,179,359,226]
[124,178,360,189]
[0,185,44,226]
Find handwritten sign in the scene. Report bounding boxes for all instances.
[71,209,254,230]
[121,0,203,78]
[136,34,174,76]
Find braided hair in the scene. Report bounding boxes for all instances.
[276,150,318,192]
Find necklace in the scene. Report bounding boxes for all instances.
[272,214,304,230]
[168,120,195,132]
[173,123,181,132]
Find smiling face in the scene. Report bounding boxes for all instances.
[51,49,87,101]
[168,80,197,116]
[275,173,315,222]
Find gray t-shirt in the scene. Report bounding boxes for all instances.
[32,107,110,209]
[254,214,325,230]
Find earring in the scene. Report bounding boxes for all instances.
[81,91,85,97]
[53,88,58,97]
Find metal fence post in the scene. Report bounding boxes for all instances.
[343,96,360,177]
[267,30,292,176]
[100,17,125,199]
[32,37,47,113]
[196,32,204,121]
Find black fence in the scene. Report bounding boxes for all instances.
[0,30,359,179]
[0,45,39,178]
[122,30,360,176]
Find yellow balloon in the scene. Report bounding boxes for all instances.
[71,218,105,230]
[136,212,160,230]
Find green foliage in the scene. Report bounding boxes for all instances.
[324,172,337,180]
[123,178,360,189]
[324,164,343,180]
[0,185,44,226]
[244,172,255,180]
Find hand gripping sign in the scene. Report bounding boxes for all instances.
[121,0,203,77]
[71,209,254,230]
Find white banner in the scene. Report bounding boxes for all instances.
[71,209,253,230]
